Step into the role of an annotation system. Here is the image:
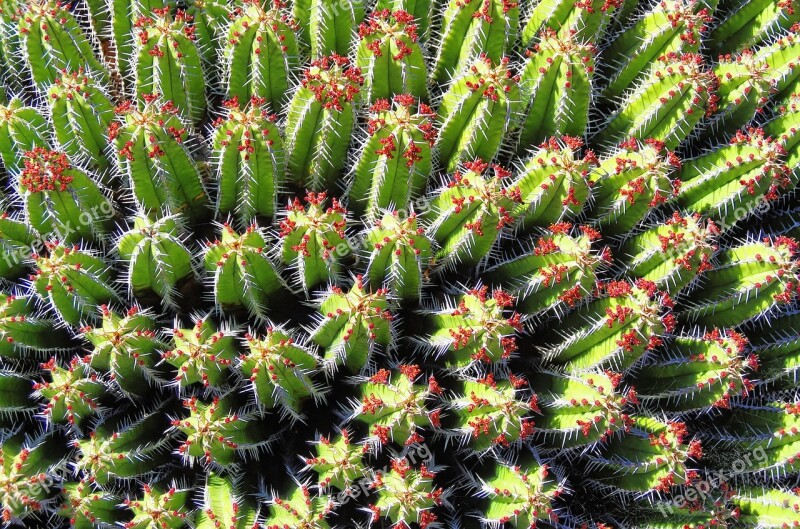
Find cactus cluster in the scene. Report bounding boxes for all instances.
[1,0,800,528]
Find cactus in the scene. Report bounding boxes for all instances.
[0,97,49,176]
[368,457,447,529]
[221,0,299,114]
[355,10,427,103]
[436,55,521,172]
[263,485,335,529]
[431,0,519,83]
[302,430,367,491]
[0,431,62,524]
[0,293,63,358]
[362,211,434,300]
[374,0,433,41]
[57,479,124,529]
[211,96,285,225]
[285,55,363,190]
[34,357,105,425]
[424,160,521,268]
[195,474,259,529]
[297,0,365,57]
[710,0,800,53]
[517,29,596,149]
[133,7,206,125]
[521,0,619,45]
[350,95,437,219]
[123,483,194,529]
[161,316,237,389]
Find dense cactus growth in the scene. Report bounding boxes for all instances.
[1,0,800,528]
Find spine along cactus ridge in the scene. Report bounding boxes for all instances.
[3,0,800,528]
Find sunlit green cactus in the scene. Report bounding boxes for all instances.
[310,276,394,372]
[511,136,597,229]
[263,485,335,529]
[355,10,427,103]
[57,479,124,529]
[109,98,208,220]
[448,373,537,453]
[0,97,49,176]
[374,0,433,40]
[0,293,63,359]
[353,365,443,447]
[80,305,165,395]
[34,357,105,425]
[18,147,115,243]
[368,457,447,529]
[123,483,194,529]
[195,474,259,529]
[617,212,719,295]
[31,242,119,326]
[211,96,285,225]
[0,431,62,524]
[222,0,299,113]
[587,138,682,235]
[636,328,758,410]
[162,317,237,389]
[350,95,437,219]
[46,70,114,173]
[543,279,676,372]
[710,0,800,53]
[204,223,285,318]
[17,0,108,88]
[363,211,433,300]
[278,192,350,292]
[518,29,596,148]
[599,0,711,99]
[431,0,519,83]
[436,55,521,172]
[486,223,610,315]
[677,128,795,228]
[733,486,800,528]
[596,53,719,149]
[133,7,206,125]
[239,326,323,419]
[302,430,367,491]
[424,285,522,371]
[522,0,620,45]
[678,235,800,327]
[295,0,365,57]
[424,160,522,268]
[285,55,363,190]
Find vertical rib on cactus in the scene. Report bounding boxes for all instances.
[544,279,676,372]
[46,70,115,173]
[677,235,800,327]
[431,0,519,83]
[201,218,282,333]
[511,136,596,229]
[636,329,757,411]
[17,0,108,88]
[587,138,682,235]
[0,0,26,94]
[303,431,367,491]
[517,29,596,150]
[196,474,259,529]
[310,276,393,372]
[710,0,800,53]
[521,0,621,46]
[0,212,38,279]
[222,0,299,114]
[350,95,437,219]
[81,305,165,395]
[133,7,206,125]
[285,54,363,190]
[18,147,115,243]
[73,412,173,484]
[356,9,427,103]
[240,326,323,420]
[448,372,538,453]
[303,0,365,57]
[185,0,231,87]
[485,223,610,316]
[117,215,196,308]
[211,96,285,225]
[596,53,719,149]
[263,485,335,529]
[733,487,800,527]
[479,460,565,528]
[424,285,522,371]
[0,293,63,358]
[676,128,795,229]
[436,55,521,172]
[34,357,105,425]
[278,192,349,293]
[110,98,208,221]
[533,371,637,448]
[31,242,118,326]
[599,0,711,99]
[618,212,718,295]
[424,160,521,268]
[363,211,434,301]
[368,458,447,529]
[0,98,49,177]
[352,365,443,447]
[162,317,236,389]
[106,0,169,93]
